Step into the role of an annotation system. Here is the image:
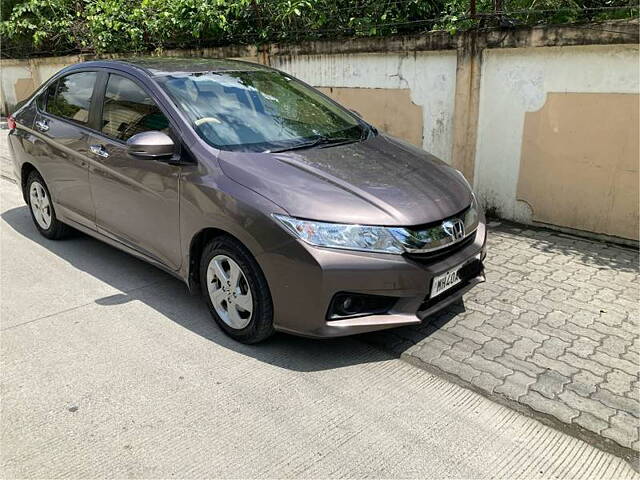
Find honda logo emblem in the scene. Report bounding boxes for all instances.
[442,218,465,241]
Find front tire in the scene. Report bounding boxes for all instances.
[26,171,70,240]
[200,236,274,344]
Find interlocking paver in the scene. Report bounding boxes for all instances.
[591,352,637,376]
[478,338,510,360]
[476,323,520,344]
[507,324,550,344]
[432,353,480,383]
[530,352,580,378]
[363,222,640,460]
[559,352,610,377]
[600,335,632,356]
[594,389,640,417]
[532,370,571,399]
[602,411,640,449]
[465,354,513,380]
[471,372,503,394]
[574,412,609,434]
[560,390,616,422]
[447,324,491,344]
[411,339,449,363]
[496,371,536,399]
[567,371,602,397]
[561,322,606,343]
[535,322,578,343]
[514,311,542,329]
[507,337,539,360]
[601,370,635,396]
[545,311,569,328]
[445,338,482,362]
[567,337,599,358]
[496,353,545,379]
[537,337,571,359]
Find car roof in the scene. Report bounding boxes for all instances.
[78,57,273,77]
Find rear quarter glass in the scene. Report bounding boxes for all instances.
[12,99,38,129]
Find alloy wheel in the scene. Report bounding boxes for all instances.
[29,181,52,230]
[206,254,253,329]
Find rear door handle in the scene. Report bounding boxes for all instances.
[89,144,109,158]
[35,119,49,132]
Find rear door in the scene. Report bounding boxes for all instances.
[87,71,181,270]
[31,71,99,228]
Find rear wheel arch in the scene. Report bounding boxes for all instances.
[20,162,38,203]
[24,169,71,239]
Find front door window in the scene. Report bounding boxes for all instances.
[101,74,170,141]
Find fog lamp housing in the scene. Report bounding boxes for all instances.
[327,292,397,320]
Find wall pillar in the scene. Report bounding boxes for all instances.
[450,32,483,184]
[258,45,271,66]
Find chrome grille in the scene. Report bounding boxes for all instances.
[390,197,479,254]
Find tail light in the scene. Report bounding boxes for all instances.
[7,115,16,130]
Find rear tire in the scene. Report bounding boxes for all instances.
[199,236,274,344]
[26,171,71,240]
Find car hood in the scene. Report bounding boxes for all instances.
[217,134,472,226]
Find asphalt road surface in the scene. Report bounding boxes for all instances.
[1,178,637,478]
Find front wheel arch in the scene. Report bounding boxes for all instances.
[199,234,275,343]
[187,227,267,295]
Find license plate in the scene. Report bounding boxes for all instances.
[430,264,463,299]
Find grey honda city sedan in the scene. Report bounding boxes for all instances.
[8,57,487,343]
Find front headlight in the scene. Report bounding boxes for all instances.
[273,214,404,254]
[273,192,479,255]
[463,193,479,234]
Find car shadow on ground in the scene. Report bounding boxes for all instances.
[2,204,394,373]
[358,303,463,357]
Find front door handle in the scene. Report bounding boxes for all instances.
[89,144,109,158]
[35,119,49,132]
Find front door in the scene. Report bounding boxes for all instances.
[88,72,181,270]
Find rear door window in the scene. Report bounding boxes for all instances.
[46,72,98,125]
[100,74,170,141]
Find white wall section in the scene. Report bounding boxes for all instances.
[474,44,640,223]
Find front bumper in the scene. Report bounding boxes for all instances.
[257,217,487,338]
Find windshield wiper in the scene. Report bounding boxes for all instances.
[268,135,357,153]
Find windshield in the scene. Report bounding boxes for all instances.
[157,70,369,152]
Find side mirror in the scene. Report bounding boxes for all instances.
[127,131,175,159]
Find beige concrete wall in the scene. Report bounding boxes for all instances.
[517,92,639,240]
[317,87,423,147]
[0,53,260,114]
[0,56,80,112]
[474,44,639,242]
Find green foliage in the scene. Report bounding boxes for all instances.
[1,0,637,57]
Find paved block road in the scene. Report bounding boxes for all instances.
[364,221,640,463]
